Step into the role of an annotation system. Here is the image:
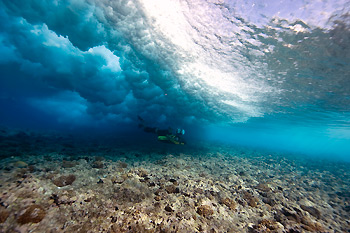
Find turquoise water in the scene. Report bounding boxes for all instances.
[0,0,349,161]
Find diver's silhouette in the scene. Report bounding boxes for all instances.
[138,116,185,145]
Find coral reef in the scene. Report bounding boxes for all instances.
[92,160,104,169]
[220,197,237,210]
[52,174,76,187]
[196,205,214,217]
[0,208,10,223]
[17,204,46,224]
[0,130,349,232]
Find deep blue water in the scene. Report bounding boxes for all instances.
[0,0,349,161]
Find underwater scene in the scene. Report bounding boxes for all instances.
[0,0,349,232]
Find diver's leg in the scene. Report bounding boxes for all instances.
[144,127,157,134]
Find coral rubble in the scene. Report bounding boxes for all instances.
[0,130,349,232]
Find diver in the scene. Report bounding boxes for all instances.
[138,115,186,145]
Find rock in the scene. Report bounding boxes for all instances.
[95,156,104,161]
[239,171,245,176]
[50,193,75,206]
[52,174,76,187]
[134,153,142,158]
[112,176,125,184]
[262,196,277,206]
[0,208,10,223]
[110,216,118,223]
[28,165,36,172]
[137,168,148,177]
[148,182,156,187]
[62,160,78,168]
[154,189,161,196]
[220,198,237,210]
[117,161,128,168]
[344,205,350,212]
[252,219,282,232]
[13,161,28,168]
[17,204,46,224]
[256,183,271,192]
[197,205,214,217]
[280,208,301,223]
[301,216,325,232]
[92,160,104,169]
[97,179,104,184]
[165,205,173,212]
[261,192,277,206]
[113,186,148,203]
[242,191,259,207]
[165,185,180,194]
[300,205,321,219]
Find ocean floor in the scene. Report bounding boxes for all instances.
[0,128,349,232]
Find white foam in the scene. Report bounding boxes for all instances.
[1,0,348,126]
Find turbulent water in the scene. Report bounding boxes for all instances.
[0,0,350,159]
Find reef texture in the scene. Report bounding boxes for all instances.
[0,128,349,232]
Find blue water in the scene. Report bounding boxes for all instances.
[0,0,349,161]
